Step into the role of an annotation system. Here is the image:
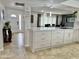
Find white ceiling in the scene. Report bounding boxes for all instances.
[0,0,25,10]
[1,0,79,14]
[0,0,67,7]
[27,0,68,7]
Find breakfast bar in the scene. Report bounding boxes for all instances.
[26,27,79,52]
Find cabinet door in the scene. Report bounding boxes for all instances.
[73,30,79,42]
[64,30,73,44]
[52,29,64,47]
[77,30,79,41]
[69,30,74,43]
[32,31,39,49]
[32,31,51,49]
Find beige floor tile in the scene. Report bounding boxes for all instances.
[0,33,79,59]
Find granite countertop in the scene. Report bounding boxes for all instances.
[32,27,74,31]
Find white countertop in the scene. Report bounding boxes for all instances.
[31,27,75,31]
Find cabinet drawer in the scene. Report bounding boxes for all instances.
[52,35,64,42]
[36,31,51,34]
[32,31,51,49]
[33,31,51,42]
[32,41,50,49]
[33,36,51,44]
[36,43,50,49]
[64,40,73,44]
[52,41,63,47]
[33,38,50,45]
[39,43,50,48]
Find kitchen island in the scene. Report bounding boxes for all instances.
[26,27,79,52]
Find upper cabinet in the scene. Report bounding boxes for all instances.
[31,12,77,29]
[31,13,57,27]
[51,29,64,47]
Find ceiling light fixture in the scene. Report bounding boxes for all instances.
[11,14,16,18]
[50,12,52,16]
[41,10,44,12]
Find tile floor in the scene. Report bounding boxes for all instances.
[0,33,79,59]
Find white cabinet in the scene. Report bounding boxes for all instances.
[76,30,79,41]
[29,29,79,52]
[73,30,79,42]
[64,30,73,44]
[25,30,33,47]
[32,31,51,52]
[51,29,64,47]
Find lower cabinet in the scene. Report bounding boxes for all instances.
[30,29,79,52]
[76,30,79,41]
[73,30,79,42]
[51,29,64,47]
[64,30,74,44]
[32,31,52,52]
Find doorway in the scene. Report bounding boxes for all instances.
[3,8,25,48]
[4,8,25,33]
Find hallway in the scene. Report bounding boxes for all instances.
[0,33,28,59]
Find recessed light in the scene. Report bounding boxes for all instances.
[50,12,52,16]
[11,14,16,17]
[41,10,44,12]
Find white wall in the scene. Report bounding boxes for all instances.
[52,15,57,25]
[24,5,31,46]
[24,4,31,29]
[30,12,62,27]
[24,12,31,46]
[40,13,63,27]
[0,2,4,51]
[40,13,57,26]
[0,22,4,51]
[58,15,62,25]
[41,13,48,26]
